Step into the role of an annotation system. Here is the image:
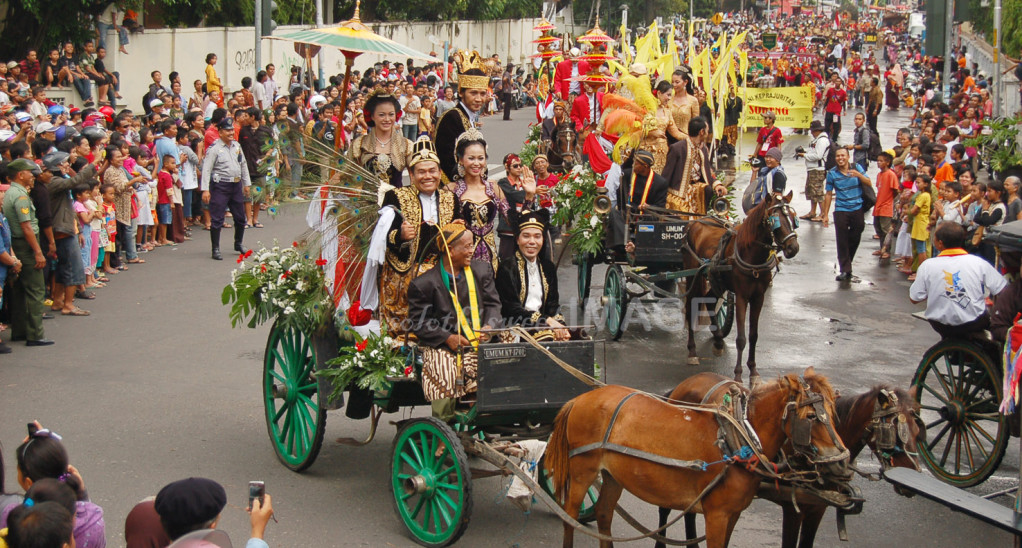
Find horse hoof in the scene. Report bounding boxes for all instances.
[687,356,700,366]
[749,375,762,390]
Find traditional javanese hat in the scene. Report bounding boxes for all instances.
[453,50,490,91]
[436,221,469,251]
[408,137,441,170]
[512,208,550,236]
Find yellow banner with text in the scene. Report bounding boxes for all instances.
[740,86,814,129]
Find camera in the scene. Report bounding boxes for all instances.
[794,145,806,156]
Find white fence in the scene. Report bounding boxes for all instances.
[96,18,545,112]
[959,31,1021,118]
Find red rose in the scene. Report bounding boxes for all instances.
[347,300,372,326]
[292,241,299,247]
[260,264,267,272]
[315,258,328,266]
[281,270,291,279]
[237,255,245,264]
[243,249,253,259]
[575,190,583,197]
[355,339,368,352]
[404,366,413,376]
[596,178,607,188]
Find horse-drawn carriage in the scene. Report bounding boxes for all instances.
[576,189,800,383]
[885,221,1022,539]
[262,318,608,546]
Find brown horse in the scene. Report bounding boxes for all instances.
[658,375,924,548]
[682,192,800,384]
[545,368,848,548]
[547,121,578,173]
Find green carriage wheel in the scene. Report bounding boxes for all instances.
[263,322,327,472]
[391,418,473,547]
[603,265,628,340]
[537,461,601,523]
[711,291,735,338]
[577,253,593,308]
[912,339,1009,487]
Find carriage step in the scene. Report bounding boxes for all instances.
[883,468,1022,535]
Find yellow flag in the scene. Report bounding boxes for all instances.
[621,24,631,64]
[658,25,677,78]
[634,22,658,65]
[713,31,727,66]
[701,49,713,112]
[688,20,696,64]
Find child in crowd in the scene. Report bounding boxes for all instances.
[156,155,176,246]
[906,173,933,280]
[0,425,107,548]
[84,182,106,285]
[100,183,118,276]
[126,146,156,251]
[72,183,99,289]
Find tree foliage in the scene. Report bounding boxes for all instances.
[965,0,1022,58]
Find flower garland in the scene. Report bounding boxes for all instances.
[549,164,606,256]
[319,325,409,397]
[222,241,335,333]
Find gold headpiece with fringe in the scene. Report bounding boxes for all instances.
[453,50,491,90]
[454,127,486,155]
[408,137,441,169]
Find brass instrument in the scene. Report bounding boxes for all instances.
[594,186,613,214]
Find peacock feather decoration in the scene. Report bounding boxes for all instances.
[258,119,389,303]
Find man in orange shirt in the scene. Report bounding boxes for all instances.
[932,144,955,189]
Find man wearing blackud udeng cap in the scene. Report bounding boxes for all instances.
[2,159,51,345]
[150,477,275,547]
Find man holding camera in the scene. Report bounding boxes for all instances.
[795,120,831,222]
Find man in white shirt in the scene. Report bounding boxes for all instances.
[796,120,830,221]
[262,64,278,103]
[910,223,1008,338]
[253,70,269,110]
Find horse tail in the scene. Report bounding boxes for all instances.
[546,400,575,501]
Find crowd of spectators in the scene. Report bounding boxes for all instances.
[0,31,521,355]
[0,423,275,547]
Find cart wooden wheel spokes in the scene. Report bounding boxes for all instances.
[711,290,736,338]
[391,418,473,547]
[263,322,326,472]
[912,340,1009,487]
[537,460,601,523]
[603,265,628,340]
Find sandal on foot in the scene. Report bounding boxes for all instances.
[62,308,90,316]
[127,258,146,264]
[799,214,814,220]
[74,290,96,300]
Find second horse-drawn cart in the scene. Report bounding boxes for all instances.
[576,203,737,341]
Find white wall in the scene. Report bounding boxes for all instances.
[97,18,545,112]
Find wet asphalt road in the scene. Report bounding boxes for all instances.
[1,105,1015,547]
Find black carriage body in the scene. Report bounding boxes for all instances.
[631,215,689,265]
[475,341,595,418]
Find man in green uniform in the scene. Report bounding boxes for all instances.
[2,158,53,346]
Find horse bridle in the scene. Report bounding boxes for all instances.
[765,202,799,248]
[555,125,576,162]
[781,376,850,467]
[861,389,924,471]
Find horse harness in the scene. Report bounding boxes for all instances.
[859,389,922,470]
[568,377,846,484]
[783,376,851,467]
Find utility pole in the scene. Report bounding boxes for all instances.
[993,0,1002,118]
[255,0,262,77]
[942,0,953,101]
[316,0,324,89]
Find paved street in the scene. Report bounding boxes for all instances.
[1,105,1015,547]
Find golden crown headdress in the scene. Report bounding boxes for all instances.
[453,50,491,90]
